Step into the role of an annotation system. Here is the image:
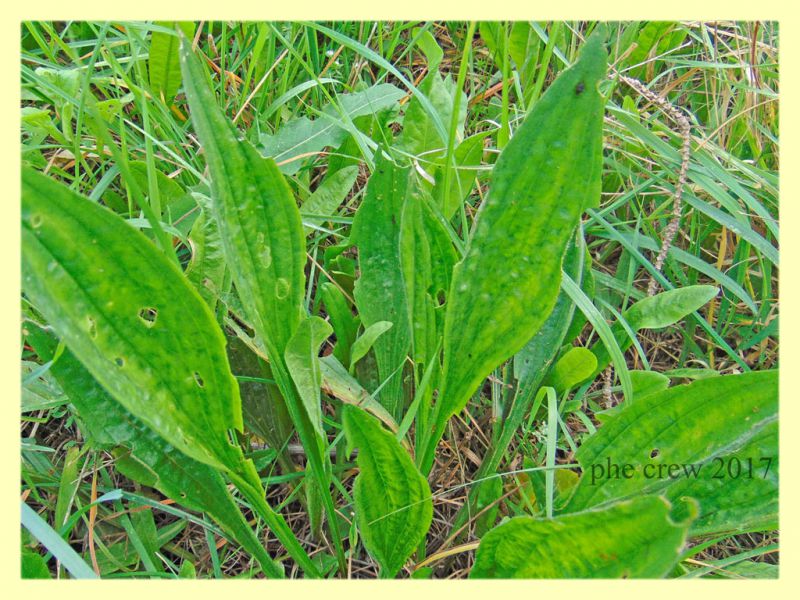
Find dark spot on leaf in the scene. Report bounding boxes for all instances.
[650,448,660,459]
[193,372,204,387]
[138,307,158,328]
[115,357,124,367]
[30,214,43,228]
[435,289,446,306]
[575,82,585,95]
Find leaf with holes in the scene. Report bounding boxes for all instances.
[343,406,432,578]
[564,370,778,537]
[471,495,695,578]
[21,167,255,483]
[23,321,286,578]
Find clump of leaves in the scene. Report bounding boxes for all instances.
[21,22,777,579]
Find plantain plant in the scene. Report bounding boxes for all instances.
[21,23,777,578]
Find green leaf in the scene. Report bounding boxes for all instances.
[149,22,195,105]
[21,360,68,412]
[595,370,671,423]
[587,285,720,384]
[180,37,346,571]
[413,27,443,71]
[54,444,82,531]
[432,132,487,219]
[630,369,671,397]
[428,28,608,470]
[352,152,412,419]
[474,476,503,537]
[319,355,399,434]
[22,548,52,579]
[343,406,433,578]
[508,21,535,71]
[129,160,187,210]
[178,560,197,578]
[398,71,466,161]
[564,371,778,537]
[320,282,359,366]
[180,37,305,359]
[664,420,778,536]
[285,316,333,443]
[260,84,404,174]
[227,334,293,455]
[471,496,694,578]
[544,347,597,394]
[479,22,504,66]
[399,180,457,389]
[350,321,394,373]
[625,285,719,330]
[23,323,292,578]
[302,165,358,235]
[185,194,227,310]
[21,167,254,482]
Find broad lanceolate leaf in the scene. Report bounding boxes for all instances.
[471,496,694,578]
[23,323,288,579]
[449,229,590,535]
[180,36,304,359]
[352,152,413,419]
[21,168,254,483]
[343,406,433,578]
[180,38,346,571]
[427,29,608,472]
[565,371,778,537]
[148,22,195,105]
[284,316,334,540]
